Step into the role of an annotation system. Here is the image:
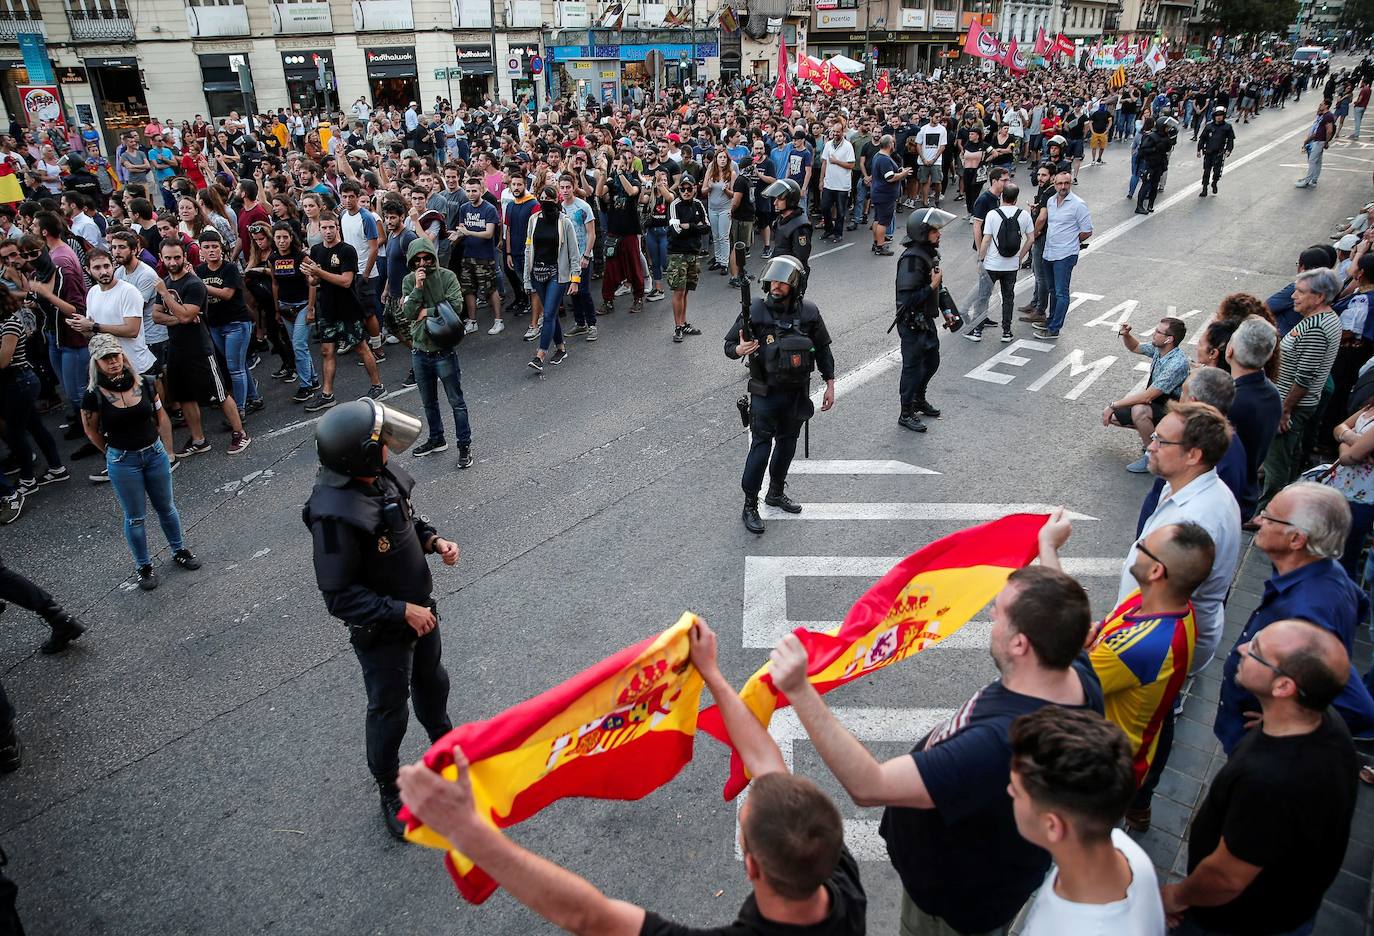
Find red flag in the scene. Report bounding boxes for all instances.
[400,614,706,903]
[1003,38,1027,76]
[877,69,890,95]
[1034,25,1049,56]
[798,54,822,83]
[1055,32,1075,57]
[1114,35,1129,58]
[700,514,1049,800]
[828,62,858,92]
[774,32,795,117]
[962,19,1006,62]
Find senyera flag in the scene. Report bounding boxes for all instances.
[700,513,1049,800]
[962,19,1006,63]
[401,612,706,903]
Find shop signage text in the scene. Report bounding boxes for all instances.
[550,41,718,62]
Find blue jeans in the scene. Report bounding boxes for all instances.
[644,227,669,283]
[281,302,317,387]
[410,348,471,446]
[533,276,568,352]
[46,332,89,419]
[1128,148,1141,196]
[708,205,731,266]
[852,177,869,223]
[209,320,259,412]
[106,439,184,568]
[1045,254,1078,332]
[2,368,61,484]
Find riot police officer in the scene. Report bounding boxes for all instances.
[724,255,835,534]
[894,208,958,433]
[1196,106,1235,197]
[303,398,460,839]
[762,179,812,281]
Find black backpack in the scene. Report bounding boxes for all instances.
[992,207,1024,258]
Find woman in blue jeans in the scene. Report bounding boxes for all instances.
[269,223,318,401]
[80,334,201,591]
[0,290,67,523]
[523,186,581,374]
[643,170,672,301]
[199,232,263,418]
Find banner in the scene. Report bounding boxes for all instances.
[401,613,706,903]
[18,85,62,127]
[1034,25,1049,57]
[1003,38,1027,76]
[700,514,1049,800]
[962,20,1006,63]
[774,31,795,117]
[1144,43,1166,74]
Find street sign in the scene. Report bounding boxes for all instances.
[449,66,464,79]
[506,51,522,75]
[530,54,544,75]
[434,68,447,79]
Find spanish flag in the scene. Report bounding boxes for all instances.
[401,612,706,903]
[700,514,1048,799]
[0,161,22,206]
[718,3,738,32]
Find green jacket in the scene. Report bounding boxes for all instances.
[398,237,463,353]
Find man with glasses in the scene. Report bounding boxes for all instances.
[1165,618,1356,936]
[1120,402,1239,680]
[1214,481,1374,755]
[1032,169,1092,340]
[1104,316,1191,472]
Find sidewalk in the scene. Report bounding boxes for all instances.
[1129,534,1374,935]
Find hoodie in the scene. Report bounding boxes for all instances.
[398,237,462,353]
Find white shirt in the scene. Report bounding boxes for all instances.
[1341,291,1370,336]
[86,279,155,374]
[1021,830,1166,936]
[1043,191,1093,262]
[918,123,947,163]
[1119,468,1240,670]
[1005,108,1025,137]
[117,260,163,345]
[821,139,855,191]
[983,206,1033,271]
[340,207,379,277]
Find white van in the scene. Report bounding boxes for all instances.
[1293,46,1328,65]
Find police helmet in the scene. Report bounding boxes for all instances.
[315,398,422,486]
[763,178,802,209]
[1160,116,1180,137]
[760,254,806,291]
[1047,134,1066,150]
[904,207,956,245]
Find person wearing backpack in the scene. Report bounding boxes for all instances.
[398,237,473,467]
[971,183,1033,343]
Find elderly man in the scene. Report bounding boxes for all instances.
[1124,401,1240,675]
[1226,317,1283,522]
[1105,316,1190,472]
[1257,267,1342,513]
[1166,619,1356,935]
[1215,481,1374,753]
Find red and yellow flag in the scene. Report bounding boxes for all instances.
[700,514,1048,799]
[401,613,705,903]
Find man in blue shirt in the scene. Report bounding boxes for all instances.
[1105,316,1190,472]
[149,133,178,211]
[724,128,749,163]
[1215,482,1374,753]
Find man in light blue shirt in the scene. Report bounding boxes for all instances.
[1033,169,1092,339]
[149,134,178,211]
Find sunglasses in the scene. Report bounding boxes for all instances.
[1134,540,1169,578]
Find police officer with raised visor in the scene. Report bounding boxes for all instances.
[763,178,812,278]
[725,255,835,535]
[894,207,958,433]
[303,397,459,840]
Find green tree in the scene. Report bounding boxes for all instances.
[1341,0,1374,33]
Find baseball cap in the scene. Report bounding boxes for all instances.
[1336,233,1360,251]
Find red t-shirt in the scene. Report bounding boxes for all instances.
[180,152,207,190]
[237,202,269,253]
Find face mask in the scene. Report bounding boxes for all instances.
[540,199,559,214]
[98,367,134,392]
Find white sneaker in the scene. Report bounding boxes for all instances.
[384,333,400,345]
[488,320,506,335]
[615,282,631,296]
[463,320,478,334]
[646,289,666,302]
[523,326,539,341]
[368,336,382,350]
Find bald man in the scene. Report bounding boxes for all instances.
[1163,619,1356,935]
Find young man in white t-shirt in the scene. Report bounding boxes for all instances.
[819,123,856,243]
[1010,706,1166,936]
[973,182,1035,343]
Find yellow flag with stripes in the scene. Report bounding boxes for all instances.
[1110,65,1127,89]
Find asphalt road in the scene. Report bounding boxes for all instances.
[2,94,1369,935]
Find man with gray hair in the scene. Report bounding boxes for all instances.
[1257,268,1342,513]
[1214,481,1374,753]
[1227,316,1282,522]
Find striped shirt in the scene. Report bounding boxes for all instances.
[1277,309,1341,409]
[0,314,28,369]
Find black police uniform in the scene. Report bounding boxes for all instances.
[724,294,835,512]
[895,239,943,422]
[1196,119,1235,194]
[771,209,813,278]
[304,462,453,797]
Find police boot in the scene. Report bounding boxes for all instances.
[742,497,765,535]
[914,398,941,418]
[39,613,86,656]
[378,783,406,841]
[765,485,803,514]
[898,405,927,433]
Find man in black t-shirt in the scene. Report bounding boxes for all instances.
[596,149,646,313]
[195,230,262,418]
[727,157,757,288]
[396,619,866,936]
[771,539,1105,936]
[1163,618,1357,934]
[152,238,249,457]
[301,212,383,412]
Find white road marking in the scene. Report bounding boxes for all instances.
[756,502,1098,521]
[810,348,902,406]
[811,242,854,261]
[1278,164,1373,174]
[787,459,940,475]
[258,385,419,441]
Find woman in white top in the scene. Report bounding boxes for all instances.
[702,149,737,274]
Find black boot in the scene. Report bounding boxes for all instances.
[379,783,406,840]
[914,398,941,418]
[0,719,20,774]
[898,405,927,432]
[39,614,86,655]
[742,497,765,534]
[765,487,803,514]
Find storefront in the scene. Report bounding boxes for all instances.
[454,42,495,105]
[0,56,61,134]
[83,57,149,151]
[364,47,419,112]
[199,54,254,125]
[547,32,719,103]
[281,50,336,113]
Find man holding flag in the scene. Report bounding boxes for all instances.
[397,619,869,935]
[767,512,1103,936]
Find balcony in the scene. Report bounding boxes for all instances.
[0,16,46,40]
[1104,9,1120,27]
[508,0,540,26]
[185,2,250,37]
[66,5,134,40]
[452,0,491,27]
